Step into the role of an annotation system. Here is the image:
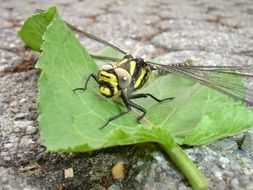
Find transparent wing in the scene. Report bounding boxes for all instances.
[90,54,122,62]
[35,9,127,57]
[149,60,253,105]
[66,23,127,56]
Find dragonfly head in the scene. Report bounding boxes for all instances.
[98,64,131,98]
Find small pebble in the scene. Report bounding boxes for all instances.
[214,171,223,180]
[108,184,121,190]
[64,168,74,178]
[219,156,230,168]
[26,125,37,134]
[135,172,143,183]
[4,143,14,149]
[136,161,144,167]
[14,120,33,129]
[14,113,28,120]
[19,98,26,103]
[9,135,19,143]
[111,162,125,180]
[9,107,20,113]
[20,136,35,146]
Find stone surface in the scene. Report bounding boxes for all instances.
[0,0,253,189]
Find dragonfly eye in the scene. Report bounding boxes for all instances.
[101,64,113,71]
[114,68,131,89]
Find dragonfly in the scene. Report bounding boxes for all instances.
[36,9,253,129]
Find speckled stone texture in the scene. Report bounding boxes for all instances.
[0,0,253,189]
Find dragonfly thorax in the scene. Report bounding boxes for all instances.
[98,65,131,98]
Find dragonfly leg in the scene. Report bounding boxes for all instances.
[100,109,131,129]
[126,99,146,123]
[129,93,174,102]
[100,92,170,129]
[73,73,98,93]
[100,92,131,129]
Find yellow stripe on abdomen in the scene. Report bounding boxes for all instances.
[134,68,147,89]
[129,61,136,76]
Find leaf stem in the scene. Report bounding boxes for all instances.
[158,134,208,190]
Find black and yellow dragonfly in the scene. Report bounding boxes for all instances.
[70,24,253,129]
[36,9,253,129]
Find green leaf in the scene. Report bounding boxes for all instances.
[35,11,170,151]
[35,13,209,187]
[18,7,253,189]
[12,7,249,190]
[18,7,57,51]
[184,105,253,145]
[18,7,253,150]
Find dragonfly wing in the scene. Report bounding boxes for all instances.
[35,9,127,57]
[90,54,122,64]
[151,61,253,105]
